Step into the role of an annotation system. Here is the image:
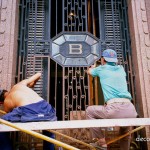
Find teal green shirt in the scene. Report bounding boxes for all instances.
[90,63,132,102]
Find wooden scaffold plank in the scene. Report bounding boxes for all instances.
[0,118,150,132]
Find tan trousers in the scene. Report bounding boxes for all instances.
[86,102,138,150]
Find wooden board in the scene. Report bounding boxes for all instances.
[0,118,150,132]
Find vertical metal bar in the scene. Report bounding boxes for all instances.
[56,0,57,34]
[49,0,51,39]
[114,0,117,50]
[62,0,64,31]
[42,0,44,40]
[78,0,81,31]
[79,2,83,31]
[67,67,72,119]
[79,67,81,112]
[117,1,122,64]
[73,0,75,31]
[63,67,65,120]
[92,0,98,105]
[85,67,89,108]
[111,0,116,49]
[55,63,58,109]
[69,1,73,31]
[34,0,37,55]
[104,0,108,40]
[67,67,69,120]
[123,0,130,54]
[71,67,74,114]
[24,0,29,78]
[85,0,88,31]
[91,0,94,34]
[22,1,26,79]
[98,0,101,39]
[27,0,34,78]
[87,0,91,32]
[23,1,27,79]
[67,0,69,31]
[75,67,78,112]
[48,57,50,104]
[18,2,24,82]
[120,1,125,66]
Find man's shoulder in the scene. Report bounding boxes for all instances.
[10,84,27,93]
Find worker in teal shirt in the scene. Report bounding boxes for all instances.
[90,62,132,103]
[86,49,137,150]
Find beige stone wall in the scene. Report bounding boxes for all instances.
[0,0,19,90]
[128,0,150,149]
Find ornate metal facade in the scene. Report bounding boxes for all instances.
[17,0,134,149]
[18,0,134,120]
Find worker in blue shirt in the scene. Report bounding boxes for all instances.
[86,49,137,150]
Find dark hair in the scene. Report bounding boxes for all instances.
[0,90,8,103]
[101,56,107,62]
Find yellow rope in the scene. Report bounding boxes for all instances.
[48,129,96,150]
[0,118,79,150]
[107,126,145,145]
[0,110,6,114]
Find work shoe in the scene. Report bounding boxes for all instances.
[90,142,107,150]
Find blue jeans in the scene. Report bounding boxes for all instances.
[43,130,55,150]
[0,131,55,150]
[0,132,12,150]
[0,100,57,150]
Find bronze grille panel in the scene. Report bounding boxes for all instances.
[18,0,135,120]
[17,0,136,149]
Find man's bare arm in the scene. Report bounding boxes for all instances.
[18,72,41,87]
[87,68,92,75]
[87,64,96,75]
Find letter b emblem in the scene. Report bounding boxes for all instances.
[69,44,82,54]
